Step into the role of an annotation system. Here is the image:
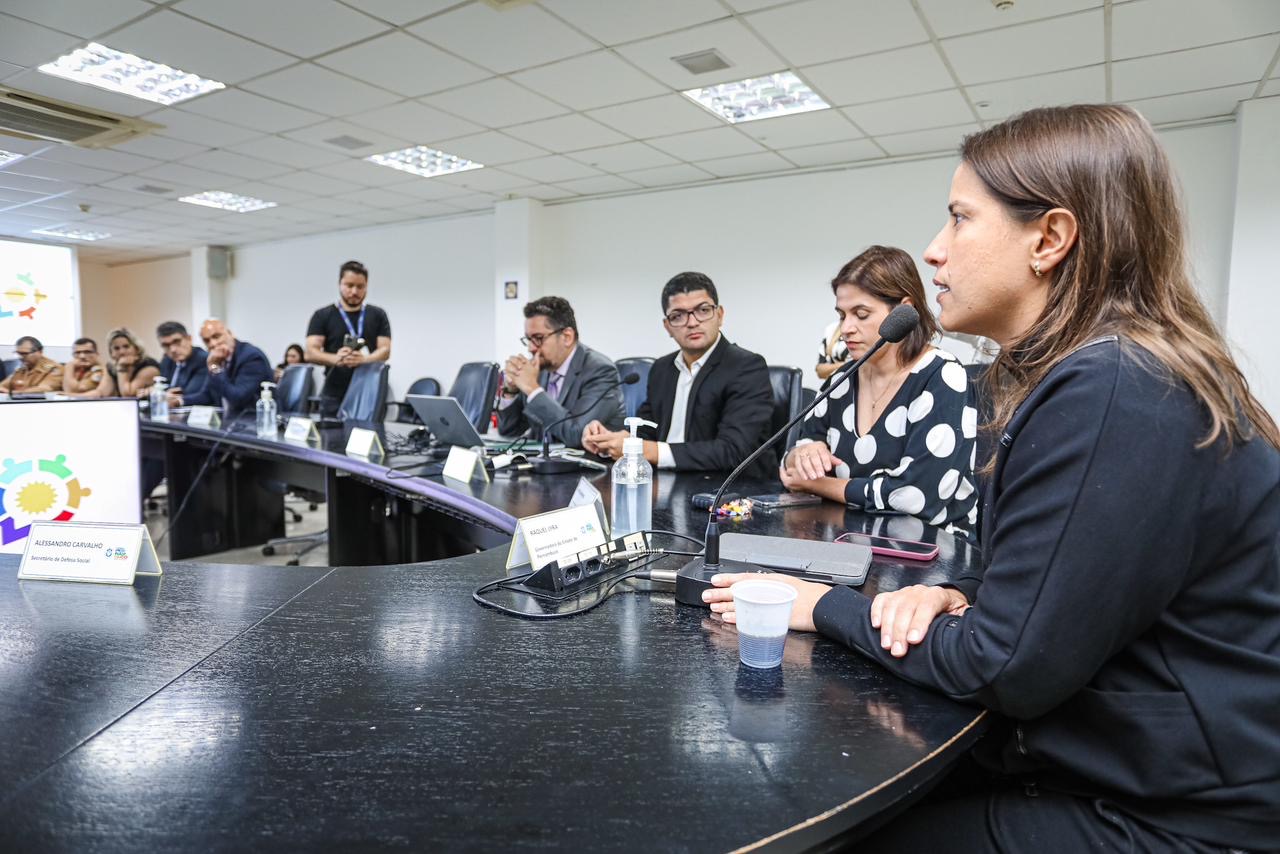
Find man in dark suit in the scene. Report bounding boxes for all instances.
[155,320,213,407]
[199,318,273,420]
[497,296,625,448]
[582,272,773,473]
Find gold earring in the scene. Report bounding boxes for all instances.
[1032,260,1042,278]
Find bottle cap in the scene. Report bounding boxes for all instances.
[622,416,656,457]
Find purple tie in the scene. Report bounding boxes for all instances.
[546,373,561,402]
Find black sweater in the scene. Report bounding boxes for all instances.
[812,338,1280,848]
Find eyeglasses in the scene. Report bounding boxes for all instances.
[521,328,566,348]
[664,303,718,327]
[13,350,35,357]
[72,349,96,357]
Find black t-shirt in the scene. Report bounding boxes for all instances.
[306,303,391,400]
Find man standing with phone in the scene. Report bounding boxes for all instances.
[305,260,392,417]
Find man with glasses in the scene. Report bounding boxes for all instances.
[62,337,104,395]
[0,336,63,394]
[582,272,774,473]
[497,295,625,447]
[154,321,213,407]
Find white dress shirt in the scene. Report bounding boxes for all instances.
[657,334,721,469]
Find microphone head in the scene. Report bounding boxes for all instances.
[621,372,640,385]
[879,304,921,343]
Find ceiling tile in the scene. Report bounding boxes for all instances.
[28,196,130,215]
[408,3,595,74]
[1265,78,1280,97]
[1126,83,1257,125]
[105,10,295,84]
[312,159,430,187]
[431,131,547,165]
[504,114,629,152]
[341,0,459,27]
[292,197,378,216]
[942,9,1104,85]
[586,94,722,138]
[333,186,420,209]
[259,170,364,196]
[738,109,863,149]
[844,89,974,136]
[384,178,471,201]
[776,138,887,167]
[510,51,667,111]
[554,175,642,195]
[568,142,678,172]
[36,145,162,175]
[513,184,575,202]
[3,69,158,118]
[916,0,1098,38]
[135,162,241,190]
[0,138,53,157]
[242,63,402,116]
[226,136,348,169]
[388,200,466,218]
[0,188,59,207]
[615,19,785,89]
[721,0,784,11]
[542,0,727,45]
[175,0,388,58]
[801,44,954,106]
[875,123,977,157]
[968,65,1106,120]
[0,0,151,39]
[435,168,536,193]
[178,89,325,134]
[317,31,490,98]
[502,156,601,184]
[420,78,570,128]
[1111,36,1279,101]
[617,163,714,187]
[747,0,927,66]
[347,101,482,145]
[182,150,292,181]
[0,59,23,80]
[647,127,765,161]
[7,157,120,185]
[144,108,264,146]
[282,119,410,156]
[0,170,71,195]
[0,13,79,68]
[113,134,210,161]
[693,151,791,177]
[226,181,316,204]
[1113,0,1280,60]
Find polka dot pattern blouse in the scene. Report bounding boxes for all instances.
[797,347,979,535]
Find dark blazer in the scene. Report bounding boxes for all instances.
[636,336,774,474]
[205,339,273,419]
[496,343,626,447]
[159,347,213,406]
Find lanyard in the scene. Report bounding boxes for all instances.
[336,303,366,341]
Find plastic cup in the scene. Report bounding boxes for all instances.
[731,579,798,669]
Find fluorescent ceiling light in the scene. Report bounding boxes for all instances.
[682,71,829,124]
[365,146,483,178]
[0,150,24,167]
[38,42,225,106]
[179,191,276,213]
[33,226,111,241]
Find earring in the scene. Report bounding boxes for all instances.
[1032,260,1042,278]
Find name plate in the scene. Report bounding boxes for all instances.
[18,521,163,585]
[345,426,384,459]
[283,416,320,444]
[505,502,608,571]
[442,445,489,483]
[188,405,221,429]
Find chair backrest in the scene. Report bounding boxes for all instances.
[0,358,17,380]
[275,364,314,415]
[397,377,442,423]
[614,356,654,418]
[767,365,804,449]
[789,386,818,449]
[447,361,499,431]
[338,362,389,422]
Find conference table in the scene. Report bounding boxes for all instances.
[0,412,989,851]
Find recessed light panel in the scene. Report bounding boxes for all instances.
[179,191,276,213]
[33,226,111,241]
[365,146,483,178]
[38,42,225,106]
[682,71,829,124]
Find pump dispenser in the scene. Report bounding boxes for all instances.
[611,417,656,537]
[149,376,169,421]
[255,381,278,438]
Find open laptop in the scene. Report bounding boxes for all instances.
[406,394,487,449]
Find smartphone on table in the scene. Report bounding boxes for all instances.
[834,531,939,561]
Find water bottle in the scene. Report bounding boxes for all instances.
[149,376,169,421]
[255,381,278,439]
[611,417,656,537]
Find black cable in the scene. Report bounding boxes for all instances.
[472,561,661,619]
[642,528,706,548]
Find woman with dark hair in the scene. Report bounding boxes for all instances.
[782,245,978,534]
[274,343,304,382]
[706,105,1279,851]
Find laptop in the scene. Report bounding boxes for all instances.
[406,394,487,449]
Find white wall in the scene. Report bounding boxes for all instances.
[78,254,192,359]
[223,214,494,397]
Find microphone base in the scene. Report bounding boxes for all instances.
[675,556,763,607]
[530,456,583,475]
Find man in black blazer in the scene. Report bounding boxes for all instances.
[582,272,774,473]
[199,319,274,420]
[155,320,213,407]
[497,296,626,447]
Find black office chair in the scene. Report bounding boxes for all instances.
[791,387,817,449]
[768,366,804,458]
[275,364,315,415]
[387,376,442,423]
[615,357,654,418]
[338,362,390,423]
[447,362,499,432]
[0,358,17,380]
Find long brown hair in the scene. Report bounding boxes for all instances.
[831,245,939,367]
[962,105,1278,452]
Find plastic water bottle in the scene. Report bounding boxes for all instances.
[611,417,656,537]
[255,381,278,439]
[149,376,169,421]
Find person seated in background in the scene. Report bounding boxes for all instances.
[274,343,305,382]
[581,272,773,474]
[61,337,103,395]
[497,295,625,447]
[815,314,848,385]
[200,319,273,420]
[92,328,160,398]
[783,246,978,536]
[306,260,391,417]
[155,321,212,407]
[0,336,62,394]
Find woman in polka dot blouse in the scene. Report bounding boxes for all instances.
[782,245,978,535]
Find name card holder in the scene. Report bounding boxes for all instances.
[284,416,320,445]
[442,446,490,483]
[188,405,221,429]
[505,502,608,571]
[18,521,163,585]
[345,426,384,459]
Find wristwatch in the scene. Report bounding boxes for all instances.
[208,363,223,375]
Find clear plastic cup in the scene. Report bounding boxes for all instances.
[731,579,798,669]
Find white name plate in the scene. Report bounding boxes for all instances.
[442,445,489,483]
[18,521,163,585]
[569,475,609,539]
[188,405,221,429]
[505,502,608,571]
[345,426,384,459]
[283,416,320,444]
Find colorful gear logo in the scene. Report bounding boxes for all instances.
[0,272,48,320]
[0,454,92,545]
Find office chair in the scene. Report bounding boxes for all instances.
[767,365,804,458]
[387,376,442,423]
[1,358,17,380]
[447,362,499,432]
[275,364,315,417]
[614,357,654,418]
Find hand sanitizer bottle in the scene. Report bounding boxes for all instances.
[149,376,169,421]
[611,417,656,537]
[256,381,278,438]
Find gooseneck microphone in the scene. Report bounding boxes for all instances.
[531,371,640,474]
[675,304,921,605]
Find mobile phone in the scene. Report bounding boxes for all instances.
[691,492,739,510]
[834,532,939,561]
[342,334,366,351]
[749,492,822,509]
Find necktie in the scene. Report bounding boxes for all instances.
[546,374,561,402]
